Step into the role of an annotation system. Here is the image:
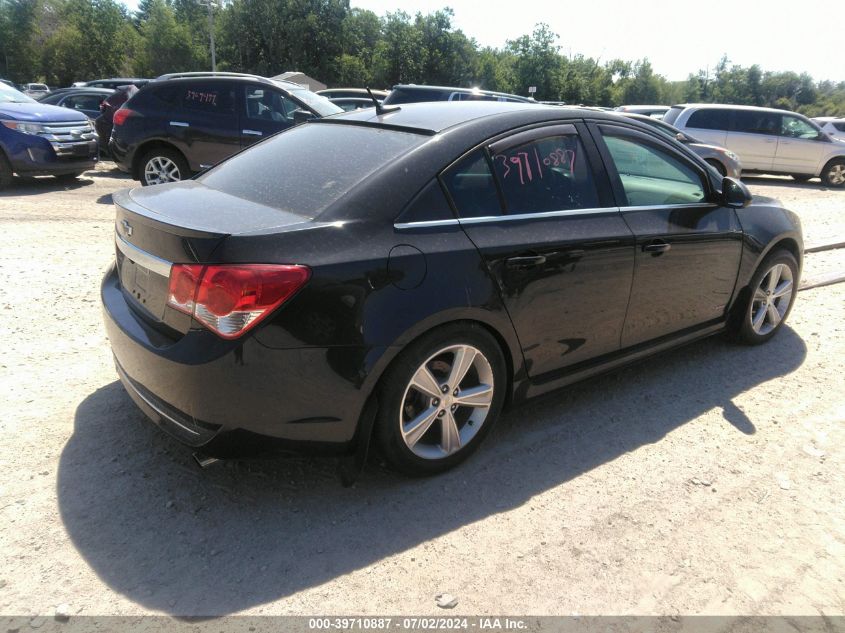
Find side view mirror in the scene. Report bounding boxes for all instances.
[293,109,315,125]
[722,176,752,208]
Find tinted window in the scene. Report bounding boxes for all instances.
[198,123,423,217]
[180,83,234,113]
[38,93,62,104]
[734,110,780,135]
[603,134,706,206]
[64,94,105,111]
[396,179,455,223]
[491,134,599,213]
[781,115,820,139]
[687,109,731,131]
[441,150,502,218]
[245,86,297,122]
[132,84,180,109]
[834,122,845,133]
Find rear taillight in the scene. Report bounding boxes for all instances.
[112,107,136,126]
[166,264,310,339]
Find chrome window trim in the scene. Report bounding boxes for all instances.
[620,202,719,212]
[115,232,173,277]
[394,206,620,230]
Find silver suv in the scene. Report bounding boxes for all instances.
[664,103,845,186]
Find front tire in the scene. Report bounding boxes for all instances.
[140,147,189,186]
[729,249,798,345]
[821,158,845,187]
[375,323,507,476]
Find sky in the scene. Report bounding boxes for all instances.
[119,0,843,82]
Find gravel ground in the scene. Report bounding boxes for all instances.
[0,164,844,618]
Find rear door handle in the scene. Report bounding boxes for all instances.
[505,255,546,269]
[169,121,189,127]
[242,129,263,136]
[642,240,671,255]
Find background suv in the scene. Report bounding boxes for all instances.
[812,117,845,142]
[664,104,845,186]
[0,82,98,189]
[110,72,342,186]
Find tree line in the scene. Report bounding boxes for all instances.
[1,0,843,116]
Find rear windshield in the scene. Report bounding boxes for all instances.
[198,122,424,217]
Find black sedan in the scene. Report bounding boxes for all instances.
[101,103,802,476]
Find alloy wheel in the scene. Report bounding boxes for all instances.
[826,163,845,186]
[750,262,794,335]
[144,156,182,185]
[399,344,495,460]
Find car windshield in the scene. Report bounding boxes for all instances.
[198,121,425,217]
[287,87,343,117]
[0,84,36,104]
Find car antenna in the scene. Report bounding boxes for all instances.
[367,87,400,115]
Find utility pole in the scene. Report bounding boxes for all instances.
[198,0,218,72]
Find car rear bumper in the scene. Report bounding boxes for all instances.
[101,263,371,455]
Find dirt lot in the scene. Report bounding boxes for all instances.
[0,163,844,618]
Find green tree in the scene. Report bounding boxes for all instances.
[134,0,204,76]
[0,0,41,82]
[506,23,560,100]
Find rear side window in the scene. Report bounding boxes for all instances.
[131,84,180,109]
[198,123,424,217]
[181,83,234,114]
[834,122,845,133]
[603,133,706,206]
[734,110,780,135]
[441,150,502,218]
[396,179,455,223]
[687,109,731,131]
[490,133,600,213]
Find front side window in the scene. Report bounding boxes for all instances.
[64,94,105,111]
[490,134,600,213]
[734,110,780,135]
[245,87,298,122]
[781,115,821,139]
[603,133,706,206]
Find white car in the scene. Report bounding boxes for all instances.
[812,117,845,142]
[664,103,845,186]
[22,83,50,99]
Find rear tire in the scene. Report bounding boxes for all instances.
[821,158,845,187]
[705,159,727,177]
[0,152,12,190]
[139,147,189,186]
[375,323,507,476]
[728,249,798,345]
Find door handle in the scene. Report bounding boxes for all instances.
[642,240,671,255]
[169,121,189,127]
[505,255,546,269]
[242,129,263,136]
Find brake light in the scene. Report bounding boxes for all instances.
[166,264,310,339]
[112,107,136,126]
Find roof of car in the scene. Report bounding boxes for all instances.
[319,100,629,135]
[670,103,800,115]
[390,84,534,102]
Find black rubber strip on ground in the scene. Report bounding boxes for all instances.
[799,271,845,291]
[804,240,845,254]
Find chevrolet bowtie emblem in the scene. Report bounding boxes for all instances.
[120,219,133,237]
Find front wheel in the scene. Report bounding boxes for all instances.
[729,249,798,345]
[140,148,189,186]
[821,158,845,187]
[375,324,507,476]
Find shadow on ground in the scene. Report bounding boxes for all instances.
[0,175,95,196]
[58,328,806,615]
[741,175,835,191]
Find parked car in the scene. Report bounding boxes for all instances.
[328,97,376,111]
[382,84,535,105]
[22,83,50,99]
[664,104,845,186]
[615,105,670,118]
[110,72,342,186]
[101,101,802,475]
[37,87,113,120]
[811,117,845,142]
[0,79,16,88]
[317,88,388,100]
[0,82,98,189]
[83,78,150,90]
[619,112,742,177]
[94,84,138,154]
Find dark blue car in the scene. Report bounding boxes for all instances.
[0,82,98,189]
